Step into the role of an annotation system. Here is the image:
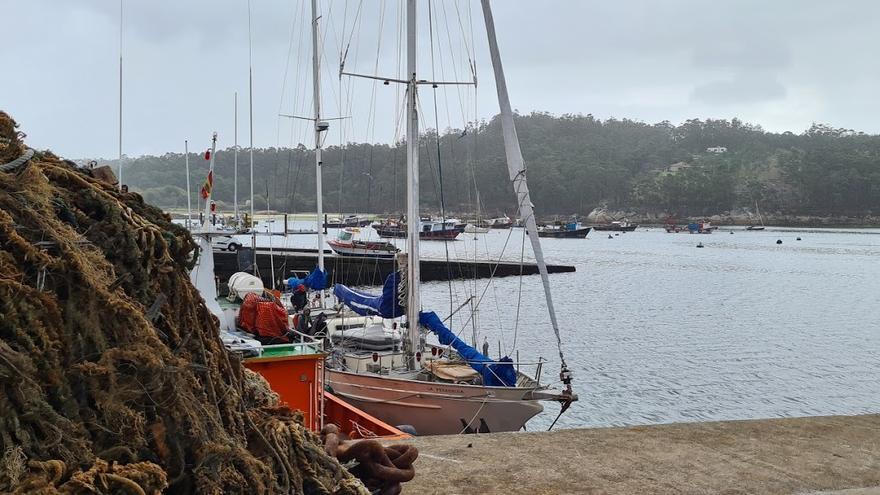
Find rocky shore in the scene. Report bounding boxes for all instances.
[584,207,880,228]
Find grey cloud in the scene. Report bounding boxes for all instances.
[690,77,787,106]
[3,0,880,158]
[692,41,791,71]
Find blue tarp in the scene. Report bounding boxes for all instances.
[305,266,328,290]
[419,311,517,387]
[333,272,404,318]
[287,266,328,291]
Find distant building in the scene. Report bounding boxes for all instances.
[706,146,727,154]
[667,161,690,173]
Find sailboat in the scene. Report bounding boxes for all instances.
[324,0,576,435]
[464,191,491,234]
[746,201,766,230]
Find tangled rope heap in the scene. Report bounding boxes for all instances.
[320,425,417,495]
[0,111,369,495]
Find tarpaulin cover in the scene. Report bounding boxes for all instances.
[418,311,516,387]
[238,293,290,342]
[287,266,329,291]
[333,272,404,318]
[304,266,328,290]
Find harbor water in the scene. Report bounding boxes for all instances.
[235,222,880,431]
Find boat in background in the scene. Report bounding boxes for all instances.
[328,228,399,258]
[688,221,717,234]
[323,214,372,229]
[747,201,766,230]
[487,215,513,229]
[373,218,460,240]
[464,223,490,234]
[538,221,591,238]
[593,220,638,232]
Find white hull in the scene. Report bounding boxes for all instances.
[327,240,397,258]
[463,224,490,234]
[327,369,543,435]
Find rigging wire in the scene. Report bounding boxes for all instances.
[428,1,455,317]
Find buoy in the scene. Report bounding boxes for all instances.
[615,233,620,236]
[729,231,734,234]
[696,242,704,248]
[796,237,802,241]
[776,239,782,244]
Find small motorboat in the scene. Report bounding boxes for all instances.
[593,220,638,232]
[323,214,372,229]
[328,229,400,258]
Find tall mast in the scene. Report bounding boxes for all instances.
[405,0,421,367]
[117,0,123,190]
[247,0,257,275]
[185,140,192,229]
[202,133,218,229]
[481,0,570,382]
[234,92,239,223]
[311,0,326,295]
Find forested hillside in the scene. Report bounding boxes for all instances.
[112,113,880,218]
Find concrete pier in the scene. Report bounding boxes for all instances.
[400,415,880,494]
[214,247,576,287]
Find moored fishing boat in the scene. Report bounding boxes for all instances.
[328,228,399,258]
[187,132,406,440]
[593,219,638,231]
[538,221,591,238]
[373,218,460,240]
[323,214,372,229]
[487,215,513,229]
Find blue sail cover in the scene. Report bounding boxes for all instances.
[333,272,404,318]
[419,311,516,387]
[287,266,329,291]
[304,266,328,290]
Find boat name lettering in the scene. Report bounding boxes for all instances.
[427,386,464,394]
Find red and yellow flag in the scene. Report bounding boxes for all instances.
[200,170,213,199]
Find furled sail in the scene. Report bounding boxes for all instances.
[333,272,403,318]
[419,311,516,387]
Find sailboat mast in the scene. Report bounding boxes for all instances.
[117,0,123,191]
[481,0,568,372]
[247,0,257,275]
[202,133,218,229]
[311,0,326,282]
[185,140,192,229]
[405,0,422,367]
[234,92,239,223]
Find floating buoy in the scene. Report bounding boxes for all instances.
[776,239,782,244]
[696,242,704,248]
[796,237,802,241]
[729,231,734,234]
[614,233,620,236]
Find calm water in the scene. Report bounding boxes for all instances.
[239,222,880,430]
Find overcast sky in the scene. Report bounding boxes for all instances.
[2,0,879,159]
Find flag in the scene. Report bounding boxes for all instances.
[200,170,213,199]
